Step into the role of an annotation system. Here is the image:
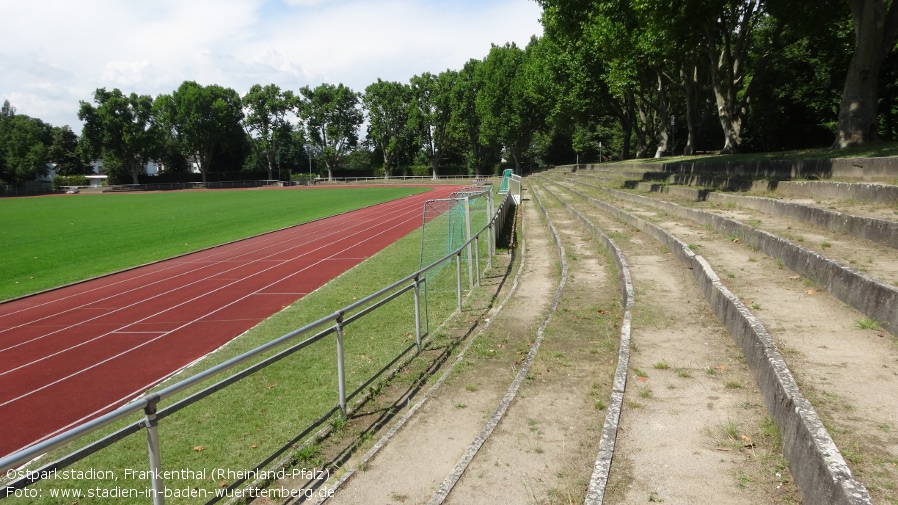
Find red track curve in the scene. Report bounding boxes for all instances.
[0,185,462,458]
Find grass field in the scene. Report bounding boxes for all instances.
[0,187,427,301]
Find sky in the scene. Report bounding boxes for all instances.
[1,0,544,130]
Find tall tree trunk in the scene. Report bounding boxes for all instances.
[707,39,744,154]
[632,94,650,159]
[382,152,392,180]
[265,151,274,181]
[654,74,670,159]
[713,86,743,154]
[834,0,898,147]
[130,160,140,185]
[681,63,702,156]
[703,1,765,154]
[620,119,632,160]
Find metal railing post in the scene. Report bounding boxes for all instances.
[144,396,165,505]
[474,235,481,286]
[334,314,347,416]
[487,191,494,268]
[413,276,422,353]
[464,196,473,290]
[456,251,463,313]
[488,221,494,269]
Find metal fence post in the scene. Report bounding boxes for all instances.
[487,192,494,269]
[464,196,473,290]
[487,220,494,270]
[456,251,463,313]
[334,314,347,416]
[144,396,165,505]
[413,276,422,353]
[474,235,481,286]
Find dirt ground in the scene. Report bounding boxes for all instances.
[252,171,897,505]
[535,179,799,504]
[552,173,898,503]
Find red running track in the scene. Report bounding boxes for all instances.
[0,185,461,458]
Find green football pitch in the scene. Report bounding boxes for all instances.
[0,187,427,301]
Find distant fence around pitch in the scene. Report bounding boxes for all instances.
[0,186,519,505]
[312,175,495,185]
[106,180,280,192]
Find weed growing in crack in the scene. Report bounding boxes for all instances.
[857,317,880,330]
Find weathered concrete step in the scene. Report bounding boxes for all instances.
[546,179,874,505]
[566,181,898,338]
[776,180,898,203]
[568,175,898,251]
[563,162,898,203]
[563,157,898,182]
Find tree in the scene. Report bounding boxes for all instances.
[540,0,781,155]
[243,84,295,180]
[155,81,245,184]
[78,88,161,184]
[476,42,543,173]
[363,79,414,179]
[834,0,898,146]
[451,58,501,175]
[48,126,91,176]
[736,0,852,150]
[296,83,363,181]
[410,71,456,179]
[1,100,14,119]
[630,0,714,156]
[539,0,637,159]
[700,0,780,153]
[0,102,53,185]
[516,36,580,165]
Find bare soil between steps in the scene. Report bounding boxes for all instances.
[250,172,897,505]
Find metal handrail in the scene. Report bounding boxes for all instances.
[0,189,516,503]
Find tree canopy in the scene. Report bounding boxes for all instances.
[79,88,161,184]
[0,106,53,185]
[363,79,414,178]
[155,81,245,184]
[297,83,363,181]
[543,0,898,155]
[243,84,295,180]
[6,0,898,190]
[409,71,456,179]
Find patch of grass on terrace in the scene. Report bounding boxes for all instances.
[0,187,427,301]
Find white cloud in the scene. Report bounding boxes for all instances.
[1,0,542,128]
[280,0,335,7]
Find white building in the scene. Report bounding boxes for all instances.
[38,157,201,186]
